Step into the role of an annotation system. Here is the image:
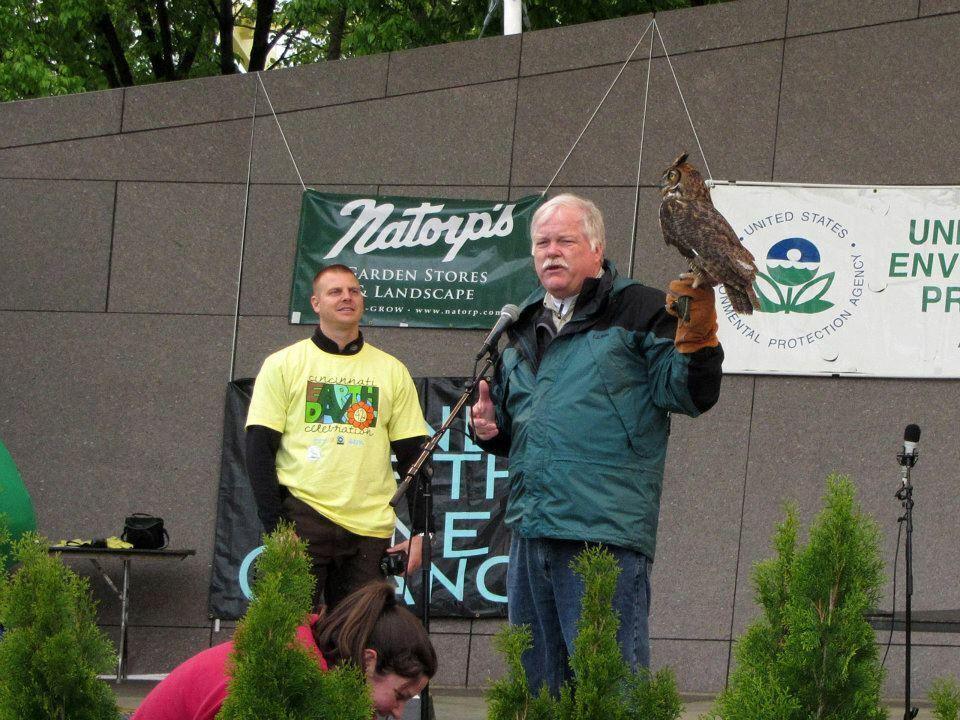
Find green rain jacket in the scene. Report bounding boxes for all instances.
[479,262,723,560]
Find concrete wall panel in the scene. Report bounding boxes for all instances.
[653,375,755,641]
[776,16,960,184]
[237,183,307,317]
[786,0,918,36]
[0,121,251,182]
[429,630,472,687]
[124,626,225,677]
[653,0,788,54]
[0,179,115,312]
[512,42,782,188]
[520,0,785,77]
[921,0,960,14]
[0,89,123,148]
[519,13,655,77]
[731,376,960,637]
[235,183,388,318]
[0,312,232,627]
[387,35,520,95]
[257,54,389,113]
[650,638,730,695]
[123,73,256,132]
[465,630,508,687]
[876,644,960,699]
[250,83,517,186]
[232,316,311,380]
[109,182,246,314]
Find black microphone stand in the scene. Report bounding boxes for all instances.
[895,446,919,720]
[389,349,501,720]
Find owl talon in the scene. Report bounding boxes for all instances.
[681,269,708,289]
[672,295,693,323]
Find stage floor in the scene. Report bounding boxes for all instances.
[114,682,938,719]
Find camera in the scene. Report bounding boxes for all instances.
[379,550,407,576]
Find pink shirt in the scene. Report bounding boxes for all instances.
[132,623,326,720]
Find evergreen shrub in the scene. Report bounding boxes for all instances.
[929,677,960,720]
[216,523,371,720]
[487,544,683,720]
[0,532,118,720]
[708,474,887,720]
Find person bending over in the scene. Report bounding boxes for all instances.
[132,581,436,720]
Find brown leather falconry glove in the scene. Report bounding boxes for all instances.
[665,276,719,353]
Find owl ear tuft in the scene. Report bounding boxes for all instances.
[672,152,689,167]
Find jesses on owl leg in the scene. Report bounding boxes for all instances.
[672,295,692,323]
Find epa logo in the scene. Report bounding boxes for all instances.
[755,237,835,315]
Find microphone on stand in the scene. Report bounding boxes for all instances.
[895,423,921,720]
[475,304,520,360]
[898,424,921,476]
[391,303,521,509]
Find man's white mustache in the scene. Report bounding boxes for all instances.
[541,259,569,270]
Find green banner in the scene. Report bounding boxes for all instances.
[289,191,543,329]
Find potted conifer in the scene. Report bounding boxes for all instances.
[708,474,887,719]
[929,677,960,720]
[217,523,372,720]
[0,531,119,720]
[487,544,683,720]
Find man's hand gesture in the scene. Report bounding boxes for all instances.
[470,379,499,441]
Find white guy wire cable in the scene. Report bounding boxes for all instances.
[654,22,712,182]
[229,76,259,382]
[256,72,307,191]
[627,20,657,279]
[541,18,656,196]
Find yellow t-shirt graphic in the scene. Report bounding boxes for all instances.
[246,340,426,538]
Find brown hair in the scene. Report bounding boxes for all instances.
[312,581,437,679]
[312,264,356,286]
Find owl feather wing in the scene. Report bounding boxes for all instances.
[659,197,697,259]
[660,197,756,285]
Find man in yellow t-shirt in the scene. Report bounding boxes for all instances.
[245,265,432,609]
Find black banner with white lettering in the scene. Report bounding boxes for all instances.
[288,191,542,329]
[208,377,511,620]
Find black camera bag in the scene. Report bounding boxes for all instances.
[122,513,169,549]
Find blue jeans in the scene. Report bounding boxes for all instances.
[507,534,651,697]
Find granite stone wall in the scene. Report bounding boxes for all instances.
[2,0,959,695]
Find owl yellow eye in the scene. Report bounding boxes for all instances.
[669,170,680,182]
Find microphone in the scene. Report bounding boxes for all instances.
[476,304,520,359]
[898,423,920,473]
[903,424,920,457]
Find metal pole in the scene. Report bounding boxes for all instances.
[504,0,521,34]
[119,558,131,682]
[895,440,919,720]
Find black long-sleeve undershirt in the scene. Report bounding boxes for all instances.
[244,425,286,534]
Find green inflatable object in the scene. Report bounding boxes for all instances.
[0,438,36,571]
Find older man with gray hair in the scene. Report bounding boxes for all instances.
[471,193,723,696]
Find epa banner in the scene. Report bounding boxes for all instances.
[711,183,960,377]
[208,378,511,621]
[289,191,543,329]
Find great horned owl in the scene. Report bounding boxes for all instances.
[659,153,759,315]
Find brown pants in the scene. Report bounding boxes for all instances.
[281,495,390,611]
